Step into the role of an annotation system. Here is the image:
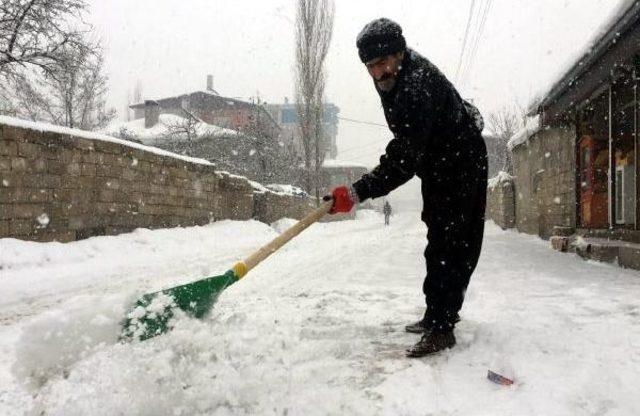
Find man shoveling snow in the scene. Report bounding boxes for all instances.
[325,18,488,358]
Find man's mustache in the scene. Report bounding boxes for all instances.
[376,73,394,82]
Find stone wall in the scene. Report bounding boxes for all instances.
[0,121,254,242]
[253,191,316,224]
[486,174,515,229]
[511,125,576,238]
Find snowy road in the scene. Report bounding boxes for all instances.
[1,210,639,415]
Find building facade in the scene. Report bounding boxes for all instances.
[265,100,340,161]
[504,1,640,268]
[130,85,281,141]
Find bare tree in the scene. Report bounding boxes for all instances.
[0,0,91,78]
[1,0,116,130]
[487,105,523,175]
[163,109,200,145]
[294,0,334,201]
[4,41,116,130]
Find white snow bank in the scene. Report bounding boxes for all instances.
[13,294,130,391]
[507,114,540,150]
[488,171,514,189]
[0,219,277,310]
[0,115,212,166]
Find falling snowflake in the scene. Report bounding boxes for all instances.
[553,197,561,204]
[545,152,551,158]
[131,158,139,166]
[249,149,256,156]
[2,179,8,187]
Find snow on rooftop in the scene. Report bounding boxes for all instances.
[530,0,638,112]
[104,114,240,145]
[0,115,213,166]
[507,114,541,150]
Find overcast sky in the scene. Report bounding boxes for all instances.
[88,0,622,172]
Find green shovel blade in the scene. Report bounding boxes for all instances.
[120,269,240,342]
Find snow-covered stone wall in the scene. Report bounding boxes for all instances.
[252,191,316,225]
[486,172,515,230]
[0,120,255,242]
[511,125,576,238]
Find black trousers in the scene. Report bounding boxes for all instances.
[419,136,488,332]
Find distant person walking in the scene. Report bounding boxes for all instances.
[383,200,392,226]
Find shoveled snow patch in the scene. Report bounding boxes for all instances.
[12,294,131,390]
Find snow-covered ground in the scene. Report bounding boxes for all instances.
[1,210,639,415]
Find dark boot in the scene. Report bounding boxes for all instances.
[406,330,456,358]
[405,312,460,333]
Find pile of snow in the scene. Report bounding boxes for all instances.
[13,294,130,390]
[104,114,240,145]
[507,115,540,150]
[0,115,212,166]
[487,171,514,189]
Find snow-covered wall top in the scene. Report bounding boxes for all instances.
[488,171,514,189]
[0,115,213,166]
[507,115,541,150]
[323,159,368,169]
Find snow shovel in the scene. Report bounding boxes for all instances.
[120,200,333,341]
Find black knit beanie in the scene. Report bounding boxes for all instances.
[356,18,406,63]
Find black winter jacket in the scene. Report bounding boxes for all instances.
[352,48,487,208]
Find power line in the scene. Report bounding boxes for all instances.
[458,0,484,85]
[459,0,492,87]
[454,0,477,84]
[462,0,492,85]
[338,116,387,128]
[339,138,389,155]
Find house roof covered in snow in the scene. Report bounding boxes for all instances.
[103,114,241,145]
[130,90,281,131]
[529,0,640,115]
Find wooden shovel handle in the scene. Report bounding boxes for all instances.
[241,200,333,274]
